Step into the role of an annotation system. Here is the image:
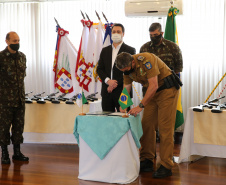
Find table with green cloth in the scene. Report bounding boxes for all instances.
[73,114,143,184]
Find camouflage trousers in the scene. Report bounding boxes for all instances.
[0,104,25,146]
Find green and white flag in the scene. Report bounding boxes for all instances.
[76,89,87,107]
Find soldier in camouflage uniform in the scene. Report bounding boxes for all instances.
[140,23,183,74]
[0,31,29,164]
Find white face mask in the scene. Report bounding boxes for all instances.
[112,33,123,43]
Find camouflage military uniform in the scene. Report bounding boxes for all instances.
[0,47,26,146]
[140,38,183,73]
[124,53,179,169]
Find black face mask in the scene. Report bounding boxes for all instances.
[123,63,134,75]
[150,34,162,45]
[9,43,20,51]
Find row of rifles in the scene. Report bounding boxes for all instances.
[25,92,98,105]
[193,96,226,113]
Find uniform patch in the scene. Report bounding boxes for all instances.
[145,62,152,69]
[137,56,145,61]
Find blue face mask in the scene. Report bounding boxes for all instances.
[9,43,20,51]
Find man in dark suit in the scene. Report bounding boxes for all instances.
[97,23,136,112]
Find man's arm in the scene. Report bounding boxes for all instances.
[128,76,158,116]
[124,83,132,95]
[96,49,108,82]
[173,46,183,74]
[141,76,158,106]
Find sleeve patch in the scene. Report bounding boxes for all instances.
[144,62,152,69]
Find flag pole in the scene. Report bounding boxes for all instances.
[79,85,86,116]
[122,110,129,118]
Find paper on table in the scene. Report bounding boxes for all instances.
[108,112,130,116]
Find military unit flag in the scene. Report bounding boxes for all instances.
[118,87,133,110]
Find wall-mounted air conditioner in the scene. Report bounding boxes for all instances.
[125,0,183,17]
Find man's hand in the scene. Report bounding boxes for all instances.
[107,86,114,93]
[107,80,118,89]
[120,107,127,113]
[128,106,143,117]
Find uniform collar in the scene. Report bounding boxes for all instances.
[4,46,20,57]
[150,38,166,47]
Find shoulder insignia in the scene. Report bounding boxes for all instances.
[137,55,145,61]
[144,62,152,70]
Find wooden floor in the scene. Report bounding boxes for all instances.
[1,143,226,185]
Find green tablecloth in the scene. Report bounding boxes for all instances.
[73,115,143,160]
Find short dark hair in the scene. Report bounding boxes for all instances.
[149,23,162,32]
[112,23,125,33]
[115,52,133,70]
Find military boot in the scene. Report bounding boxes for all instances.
[12,144,29,161]
[1,145,10,164]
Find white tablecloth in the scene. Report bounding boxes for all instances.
[23,100,102,143]
[79,130,140,184]
[179,108,226,163]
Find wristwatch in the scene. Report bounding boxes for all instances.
[139,103,145,108]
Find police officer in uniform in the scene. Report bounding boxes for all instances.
[140,23,183,74]
[140,22,183,170]
[115,52,181,178]
[0,31,29,164]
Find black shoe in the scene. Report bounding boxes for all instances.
[12,152,29,161]
[1,154,10,164]
[152,165,172,178]
[140,159,153,172]
[1,145,10,164]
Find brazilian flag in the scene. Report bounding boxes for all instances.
[164,6,184,130]
[118,87,133,110]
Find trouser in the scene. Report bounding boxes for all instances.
[0,104,25,146]
[140,87,179,169]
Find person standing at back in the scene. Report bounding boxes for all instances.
[0,31,29,164]
[140,22,183,74]
[97,23,136,112]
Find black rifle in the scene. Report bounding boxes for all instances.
[25,91,33,103]
[31,92,45,101]
[193,96,225,112]
[211,102,226,113]
[86,92,98,102]
[51,93,68,104]
[65,94,79,104]
[44,92,59,101]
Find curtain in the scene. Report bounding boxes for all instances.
[0,0,226,124]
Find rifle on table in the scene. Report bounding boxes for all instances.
[51,93,69,104]
[86,92,98,102]
[44,92,59,101]
[211,102,226,113]
[36,92,47,104]
[65,94,79,104]
[25,91,33,103]
[193,96,225,112]
[30,92,45,101]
